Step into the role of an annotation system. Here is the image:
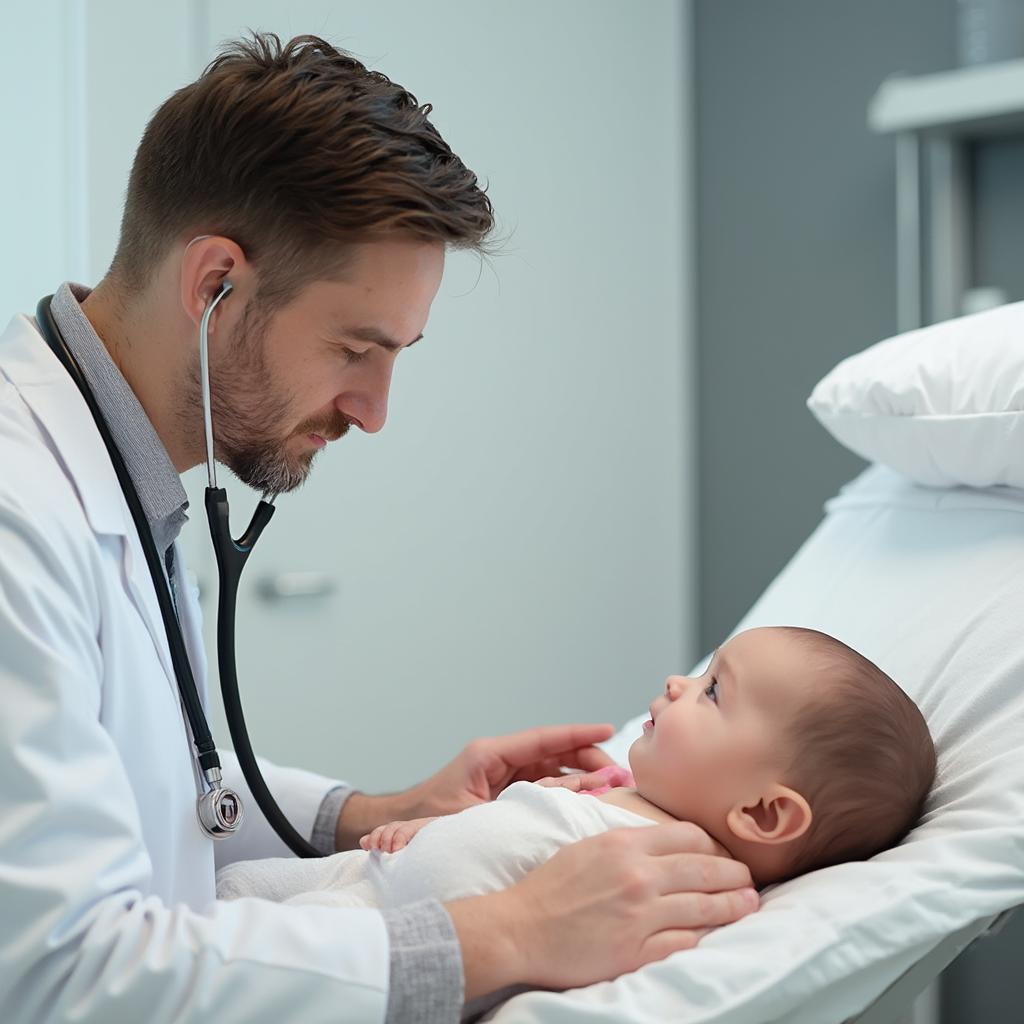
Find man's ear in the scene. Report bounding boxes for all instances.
[179,235,248,329]
[726,784,812,845]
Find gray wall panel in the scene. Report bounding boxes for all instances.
[695,0,956,651]
[974,138,1024,298]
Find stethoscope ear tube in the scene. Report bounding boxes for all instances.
[205,488,319,857]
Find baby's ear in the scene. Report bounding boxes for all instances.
[726,784,812,845]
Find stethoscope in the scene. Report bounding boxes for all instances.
[36,283,322,857]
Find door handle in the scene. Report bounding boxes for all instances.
[256,572,337,601]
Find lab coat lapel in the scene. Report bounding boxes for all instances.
[0,314,179,694]
[118,531,180,694]
[172,542,210,705]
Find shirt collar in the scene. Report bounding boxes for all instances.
[49,282,189,552]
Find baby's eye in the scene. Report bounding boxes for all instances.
[704,678,720,704]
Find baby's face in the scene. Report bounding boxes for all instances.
[628,627,814,831]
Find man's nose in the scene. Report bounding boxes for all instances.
[338,362,393,434]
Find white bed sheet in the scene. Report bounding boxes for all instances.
[491,465,1024,1023]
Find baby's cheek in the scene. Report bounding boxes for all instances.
[662,717,701,768]
[701,740,761,810]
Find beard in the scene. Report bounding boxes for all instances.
[181,298,350,496]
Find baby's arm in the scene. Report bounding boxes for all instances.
[360,816,439,852]
[361,768,639,854]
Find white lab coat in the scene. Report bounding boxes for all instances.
[0,314,390,1021]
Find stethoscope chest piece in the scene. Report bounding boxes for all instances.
[197,767,244,838]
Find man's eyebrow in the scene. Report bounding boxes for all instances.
[339,325,424,352]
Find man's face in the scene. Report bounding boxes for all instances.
[198,236,445,494]
[628,628,811,829]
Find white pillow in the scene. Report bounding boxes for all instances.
[807,302,1024,489]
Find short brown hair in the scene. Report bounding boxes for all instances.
[779,628,936,880]
[111,32,494,306]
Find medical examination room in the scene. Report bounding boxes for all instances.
[1,0,1023,1021]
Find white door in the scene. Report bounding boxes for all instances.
[32,0,696,792]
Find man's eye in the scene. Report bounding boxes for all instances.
[704,679,719,704]
[342,347,371,364]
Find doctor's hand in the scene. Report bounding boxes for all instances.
[334,724,614,849]
[409,722,617,814]
[535,763,635,794]
[446,821,759,1001]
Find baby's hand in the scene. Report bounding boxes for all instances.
[359,816,439,853]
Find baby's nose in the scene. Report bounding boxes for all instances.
[665,675,687,699]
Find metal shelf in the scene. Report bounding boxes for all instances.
[870,59,1024,136]
[869,60,1024,332]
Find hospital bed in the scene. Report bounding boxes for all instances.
[851,908,1014,1024]
[488,303,1024,1022]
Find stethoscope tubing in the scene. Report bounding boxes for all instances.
[35,295,221,775]
[35,292,321,858]
[197,284,316,856]
[199,283,227,489]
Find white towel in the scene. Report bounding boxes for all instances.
[216,781,652,909]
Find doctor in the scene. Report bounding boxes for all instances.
[0,32,756,1023]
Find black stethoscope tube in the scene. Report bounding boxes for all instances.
[35,294,321,858]
[206,488,320,856]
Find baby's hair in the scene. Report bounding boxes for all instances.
[777,628,935,880]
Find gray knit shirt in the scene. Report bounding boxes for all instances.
[49,283,463,1023]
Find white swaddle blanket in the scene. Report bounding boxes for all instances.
[216,781,653,909]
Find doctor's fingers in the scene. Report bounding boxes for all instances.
[630,819,743,862]
[535,772,598,792]
[653,849,755,896]
[535,765,630,793]
[557,745,616,772]
[488,723,615,768]
[647,887,759,935]
[636,927,714,967]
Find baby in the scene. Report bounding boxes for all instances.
[217,626,936,908]
[612,623,935,885]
